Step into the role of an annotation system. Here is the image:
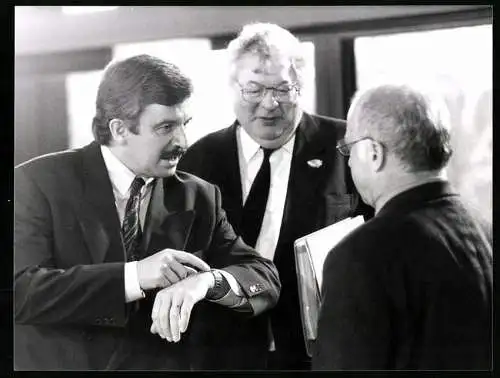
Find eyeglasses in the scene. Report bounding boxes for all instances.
[336,137,372,156]
[238,82,300,104]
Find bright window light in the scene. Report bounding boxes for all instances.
[62,6,118,15]
[354,24,492,222]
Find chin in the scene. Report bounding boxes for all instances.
[260,131,292,147]
[256,138,282,150]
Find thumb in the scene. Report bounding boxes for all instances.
[170,250,211,272]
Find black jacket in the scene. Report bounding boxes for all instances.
[313,181,492,370]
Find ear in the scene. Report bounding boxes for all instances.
[371,140,385,172]
[108,118,128,144]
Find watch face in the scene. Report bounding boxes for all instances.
[206,270,228,300]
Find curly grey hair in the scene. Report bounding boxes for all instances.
[226,22,307,89]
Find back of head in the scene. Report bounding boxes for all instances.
[226,22,307,89]
[350,84,453,172]
[92,54,193,145]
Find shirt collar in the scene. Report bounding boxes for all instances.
[238,125,295,164]
[100,145,154,196]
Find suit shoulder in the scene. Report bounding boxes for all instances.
[303,113,347,142]
[186,126,232,151]
[15,148,82,177]
[308,113,346,129]
[332,214,413,262]
[175,170,218,191]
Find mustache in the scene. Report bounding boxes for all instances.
[160,146,187,160]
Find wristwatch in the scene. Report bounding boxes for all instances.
[206,269,230,300]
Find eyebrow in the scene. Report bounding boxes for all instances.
[245,80,291,86]
[153,117,192,128]
[151,120,176,129]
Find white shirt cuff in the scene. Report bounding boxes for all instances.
[124,261,145,303]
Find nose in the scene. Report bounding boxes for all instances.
[260,89,279,110]
[171,124,187,147]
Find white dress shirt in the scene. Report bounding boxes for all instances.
[237,127,295,262]
[101,146,154,303]
[237,127,295,350]
[101,146,245,306]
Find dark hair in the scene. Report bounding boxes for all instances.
[92,54,193,145]
[352,84,453,172]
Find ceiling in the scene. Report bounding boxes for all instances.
[15,6,488,56]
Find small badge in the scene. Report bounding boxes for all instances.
[249,284,262,293]
[307,159,323,168]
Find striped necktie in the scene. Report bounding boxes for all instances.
[122,177,145,261]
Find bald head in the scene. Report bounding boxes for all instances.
[348,84,453,172]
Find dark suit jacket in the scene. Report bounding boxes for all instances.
[14,141,280,370]
[313,181,492,370]
[178,113,371,369]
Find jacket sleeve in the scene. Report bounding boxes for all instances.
[14,166,128,327]
[205,184,281,316]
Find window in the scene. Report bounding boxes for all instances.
[354,24,492,221]
[66,70,102,149]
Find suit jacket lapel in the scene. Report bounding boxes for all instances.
[214,122,244,224]
[143,176,196,254]
[78,142,125,264]
[280,113,331,241]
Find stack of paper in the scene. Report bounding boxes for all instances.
[294,215,365,356]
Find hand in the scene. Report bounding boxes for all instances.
[137,249,210,291]
[150,271,214,342]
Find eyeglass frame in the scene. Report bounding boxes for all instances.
[336,136,376,156]
[237,82,300,104]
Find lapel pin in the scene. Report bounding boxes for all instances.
[307,159,323,168]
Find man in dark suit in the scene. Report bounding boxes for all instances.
[14,54,280,370]
[178,23,370,370]
[313,84,492,369]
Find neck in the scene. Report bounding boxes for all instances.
[106,144,138,175]
[373,170,446,214]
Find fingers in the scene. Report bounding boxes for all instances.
[150,322,158,334]
[158,294,172,341]
[167,258,190,281]
[179,296,194,334]
[151,290,183,342]
[169,296,182,343]
[151,275,207,342]
[184,266,198,276]
[160,263,199,288]
[170,250,211,272]
[151,290,173,341]
[151,291,161,325]
[160,263,179,286]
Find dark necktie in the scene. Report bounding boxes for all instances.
[240,148,276,247]
[122,177,145,261]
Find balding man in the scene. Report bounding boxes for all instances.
[313,84,492,370]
